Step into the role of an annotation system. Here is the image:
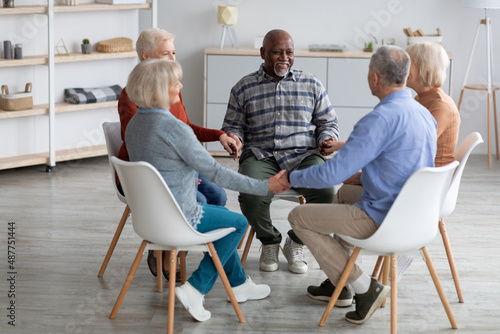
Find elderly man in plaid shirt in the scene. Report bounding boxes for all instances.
[222,29,340,274]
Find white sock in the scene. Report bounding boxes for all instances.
[350,272,371,295]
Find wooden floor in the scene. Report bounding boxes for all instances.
[0,154,499,334]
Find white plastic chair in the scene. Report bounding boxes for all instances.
[98,122,131,277]
[239,189,306,267]
[319,162,459,333]
[108,157,245,334]
[438,132,483,303]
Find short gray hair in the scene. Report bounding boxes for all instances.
[136,28,175,60]
[406,42,449,88]
[126,59,182,110]
[369,45,410,87]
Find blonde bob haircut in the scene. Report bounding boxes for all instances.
[406,42,449,88]
[126,59,183,110]
[136,28,176,60]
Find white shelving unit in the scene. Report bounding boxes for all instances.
[0,1,157,171]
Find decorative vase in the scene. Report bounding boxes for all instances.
[81,43,92,54]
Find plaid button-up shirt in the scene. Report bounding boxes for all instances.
[222,63,339,171]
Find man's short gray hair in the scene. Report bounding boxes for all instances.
[369,45,410,87]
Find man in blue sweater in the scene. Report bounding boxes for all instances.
[279,45,437,325]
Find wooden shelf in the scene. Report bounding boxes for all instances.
[0,105,48,119]
[56,145,107,162]
[0,51,137,68]
[0,144,107,170]
[55,100,118,113]
[0,101,118,119]
[0,3,151,15]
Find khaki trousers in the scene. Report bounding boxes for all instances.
[288,183,378,285]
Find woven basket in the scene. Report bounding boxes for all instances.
[97,37,133,53]
[1,83,33,111]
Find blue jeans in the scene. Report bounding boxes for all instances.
[188,204,247,295]
[196,174,227,206]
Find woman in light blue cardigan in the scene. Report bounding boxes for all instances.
[124,59,290,322]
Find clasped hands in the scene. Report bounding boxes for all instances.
[219,133,242,160]
[268,170,292,194]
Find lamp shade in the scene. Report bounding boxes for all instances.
[462,0,500,8]
[218,6,238,25]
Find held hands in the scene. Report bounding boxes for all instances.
[268,170,291,194]
[319,138,346,156]
[220,133,242,160]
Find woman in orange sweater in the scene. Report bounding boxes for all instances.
[406,42,461,167]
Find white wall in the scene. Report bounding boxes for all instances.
[145,0,500,155]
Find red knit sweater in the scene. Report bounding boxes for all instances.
[117,88,225,161]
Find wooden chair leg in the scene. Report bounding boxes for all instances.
[421,247,458,329]
[98,205,130,277]
[179,251,187,284]
[207,242,245,323]
[381,256,390,308]
[109,240,147,319]
[390,255,398,334]
[457,89,464,111]
[240,227,255,267]
[156,250,163,292]
[319,247,361,327]
[439,218,464,303]
[168,249,177,334]
[372,256,384,279]
[237,226,249,249]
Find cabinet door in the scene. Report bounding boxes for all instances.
[335,107,372,142]
[206,55,262,104]
[327,58,379,108]
[293,57,328,89]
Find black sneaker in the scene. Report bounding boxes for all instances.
[307,278,353,307]
[345,278,390,324]
[147,250,157,277]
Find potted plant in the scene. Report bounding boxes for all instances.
[363,41,373,52]
[81,38,91,54]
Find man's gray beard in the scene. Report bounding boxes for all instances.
[274,63,290,78]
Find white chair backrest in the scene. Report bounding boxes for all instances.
[341,162,458,254]
[440,132,483,217]
[110,157,214,248]
[102,122,126,203]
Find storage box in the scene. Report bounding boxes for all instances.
[1,83,33,111]
[95,0,146,4]
[97,37,133,53]
[407,36,443,45]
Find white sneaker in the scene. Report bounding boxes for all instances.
[175,282,211,322]
[282,236,308,274]
[228,276,271,303]
[259,243,280,272]
[389,255,414,283]
[396,255,413,282]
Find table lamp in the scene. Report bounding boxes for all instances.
[458,0,500,167]
[218,5,239,49]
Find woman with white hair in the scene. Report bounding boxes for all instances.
[406,42,461,166]
[124,59,289,322]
